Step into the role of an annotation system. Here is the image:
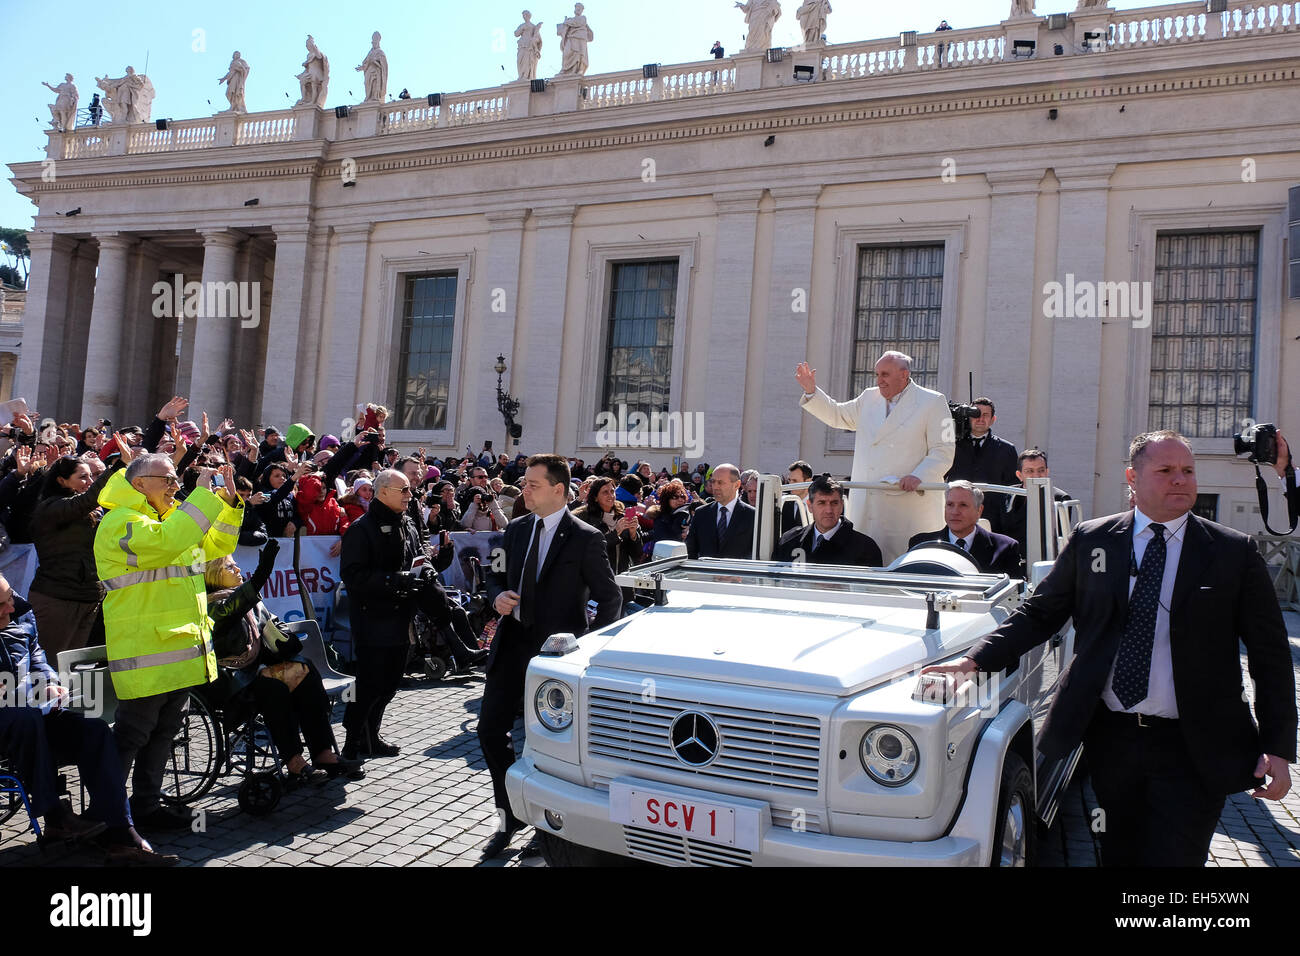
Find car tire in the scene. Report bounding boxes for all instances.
[991,751,1035,867]
[538,831,640,867]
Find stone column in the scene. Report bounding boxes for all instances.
[80,233,136,425]
[0,354,17,402]
[187,229,243,421]
[56,243,99,420]
[229,238,272,426]
[16,233,77,414]
[757,186,821,473]
[259,224,315,426]
[702,190,763,465]
[1047,165,1116,514]
[117,241,165,426]
[981,170,1044,450]
[479,210,529,450]
[314,223,372,437]
[522,206,577,449]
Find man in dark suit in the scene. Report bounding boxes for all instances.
[923,431,1296,866]
[686,463,755,559]
[907,480,1021,577]
[780,460,813,533]
[998,448,1072,563]
[946,397,1019,533]
[479,454,622,858]
[773,475,882,567]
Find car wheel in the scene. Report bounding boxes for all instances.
[538,831,640,867]
[991,751,1035,867]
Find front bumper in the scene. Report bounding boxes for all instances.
[505,755,982,867]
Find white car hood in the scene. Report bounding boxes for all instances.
[587,602,986,696]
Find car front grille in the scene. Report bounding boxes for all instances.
[623,825,754,867]
[587,687,822,794]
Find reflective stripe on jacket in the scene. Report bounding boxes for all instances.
[93,471,244,700]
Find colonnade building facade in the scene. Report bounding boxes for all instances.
[9,2,1300,528]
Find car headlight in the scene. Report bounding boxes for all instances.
[534,680,574,732]
[860,724,919,787]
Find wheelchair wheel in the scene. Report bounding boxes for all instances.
[0,788,18,828]
[237,772,281,816]
[227,718,279,777]
[161,691,222,806]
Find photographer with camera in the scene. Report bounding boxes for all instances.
[1230,423,1299,536]
[460,482,508,532]
[340,468,452,760]
[945,397,1019,533]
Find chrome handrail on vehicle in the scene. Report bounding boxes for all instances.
[753,476,1083,570]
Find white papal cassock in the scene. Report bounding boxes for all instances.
[799,381,956,563]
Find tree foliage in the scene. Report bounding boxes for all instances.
[0,228,30,286]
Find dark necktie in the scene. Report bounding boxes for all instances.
[955,537,967,551]
[519,517,543,627]
[1113,524,1167,709]
[717,504,728,540]
[811,534,822,555]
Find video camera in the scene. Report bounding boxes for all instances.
[1234,422,1280,466]
[948,402,981,443]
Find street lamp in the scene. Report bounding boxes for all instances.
[495,354,523,446]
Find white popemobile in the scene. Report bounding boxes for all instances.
[505,477,1084,866]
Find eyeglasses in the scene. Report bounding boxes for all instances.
[143,474,181,487]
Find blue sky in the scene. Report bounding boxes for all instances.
[2,0,1159,234]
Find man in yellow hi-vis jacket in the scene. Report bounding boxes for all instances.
[95,453,243,830]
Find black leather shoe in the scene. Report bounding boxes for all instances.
[341,737,364,761]
[481,823,523,860]
[43,812,108,845]
[132,805,193,831]
[323,757,366,780]
[367,737,400,758]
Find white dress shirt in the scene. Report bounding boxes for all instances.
[947,528,976,550]
[513,508,566,621]
[811,519,842,552]
[1101,508,1189,718]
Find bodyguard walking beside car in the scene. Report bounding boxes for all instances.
[479,454,622,859]
[923,431,1297,866]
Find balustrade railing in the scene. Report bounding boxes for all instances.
[128,119,216,153]
[49,0,1295,159]
[236,112,296,145]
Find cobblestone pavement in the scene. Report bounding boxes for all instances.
[4,616,1299,868]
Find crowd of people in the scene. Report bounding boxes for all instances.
[0,377,1061,863]
[4,348,1286,871]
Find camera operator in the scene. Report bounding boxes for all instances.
[945,397,1019,534]
[461,482,508,532]
[1263,428,1299,533]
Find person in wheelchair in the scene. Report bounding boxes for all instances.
[203,542,365,788]
[0,574,177,864]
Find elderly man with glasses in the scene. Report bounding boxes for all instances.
[94,453,243,831]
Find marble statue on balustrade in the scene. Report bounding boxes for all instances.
[42,74,78,131]
[295,35,330,109]
[1075,0,1109,8]
[516,10,544,81]
[557,3,594,76]
[217,52,249,114]
[95,67,156,125]
[1009,0,1036,16]
[736,0,782,53]
[357,32,388,103]
[795,0,831,45]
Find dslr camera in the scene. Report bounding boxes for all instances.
[1234,422,1280,466]
[948,402,981,443]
